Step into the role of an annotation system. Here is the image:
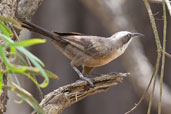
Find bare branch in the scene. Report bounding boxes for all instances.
[149,0,163,3]
[165,0,171,16]
[36,73,129,114]
[164,51,171,58]
[158,1,167,114]
[149,0,171,17]
[0,74,8,113]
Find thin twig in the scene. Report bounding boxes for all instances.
[147,57,160,114]
[149,0,171,17]
[149,0,163,3]
[11,24,44,100]
[125,65,156,114]
[158,1,167,114]
[143,0,163,114]
[25,57,43,100]
[165,0,171,16]
[164,51,171,58]
[125,1,163,114]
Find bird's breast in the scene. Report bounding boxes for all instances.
[83,50,123,67]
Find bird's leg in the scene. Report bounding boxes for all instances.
[82,66,94,76]
[72,66,94,87]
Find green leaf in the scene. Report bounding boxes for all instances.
[0,45,21,73]
[16,47,44,66]
[45,69,59,79]
[29,57,49,88]
[9,46,16,56]
[13,73,21,87]
[0,46,27,78]
[10,39,46,47]
[12,65,59,80]
[0,33,14,44]
[16,53,28,66]
[0,15,21,27]
[28,68,59,79]
[0,45,11,68]
[22,72,41,87]
[0,22,10,37]
[0,30,49,88]
[0,34,45,66]
[14,98,24,104]
[0,22,13,37]
[3,83,45,114]
[16,47,49,88]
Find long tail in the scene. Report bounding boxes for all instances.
[20,20,60,41]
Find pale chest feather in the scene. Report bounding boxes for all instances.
[83,43,129,67]
[83,50,123,67]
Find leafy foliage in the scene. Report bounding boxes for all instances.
[0,15,58,114]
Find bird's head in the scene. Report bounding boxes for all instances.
[110,31,144,52]
[110,31,144,44]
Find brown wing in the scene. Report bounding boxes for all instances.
[54,31,113,58]
[61,36,113,58]
[53,32,89,51]
[81,37,113,58]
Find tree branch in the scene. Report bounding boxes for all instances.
[164,51,171,58]
[149,0,171,17]
[34,73,129,114]
[165,0,171,16]
[0,74,8,113]
[16,0,44,20]
[149,0,163,3]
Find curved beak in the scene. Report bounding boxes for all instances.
[131,32,144,38]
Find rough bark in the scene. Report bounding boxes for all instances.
[35,73,129,114]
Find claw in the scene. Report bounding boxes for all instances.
[72,66,95,87]
[80,76,94,87]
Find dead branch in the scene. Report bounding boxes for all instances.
[34,73,129,114]
[0,74,8,113]
[149,0,171,16]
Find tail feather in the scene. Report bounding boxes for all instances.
[20,20,60,41]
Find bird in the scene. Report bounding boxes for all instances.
[20,20,144,86]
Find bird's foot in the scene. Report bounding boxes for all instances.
[72,66,95,87]
[79,76,94,87]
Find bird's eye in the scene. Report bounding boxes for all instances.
[127,33,132,38]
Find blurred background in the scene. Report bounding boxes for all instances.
[5,0,171,114]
